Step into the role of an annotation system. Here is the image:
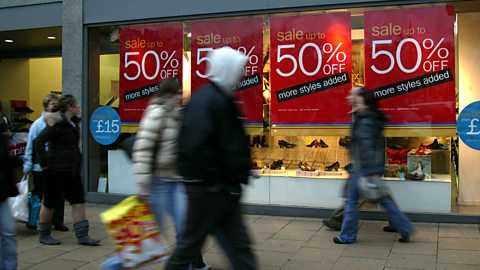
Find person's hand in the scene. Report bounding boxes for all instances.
[136,194,148,203]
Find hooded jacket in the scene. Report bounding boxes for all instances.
[350,110,387,175]
[177,47,250,187]
[35,112,82,172]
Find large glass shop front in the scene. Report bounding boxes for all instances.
[86,2,480,215]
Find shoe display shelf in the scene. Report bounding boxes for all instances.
[6,100,34,132]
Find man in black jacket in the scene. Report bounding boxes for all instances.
[166,47,256,270]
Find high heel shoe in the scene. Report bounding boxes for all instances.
[268,160,283,170]
[339,137,351,148]
[278,140,296,148]
[325,161,340,171]
[305,162,315,171]
[319,139,329,148]
[299,161,315,171]
[306,139,318,148]
[298,161,308,171]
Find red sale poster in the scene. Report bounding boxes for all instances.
[270,13,352,135]
[119,23,183,123]
[364,6,455,136]
[191,17,264,131]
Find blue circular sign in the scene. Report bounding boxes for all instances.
[89,106,122,145]
[458,101,480,151]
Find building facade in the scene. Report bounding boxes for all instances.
[1,0,479,222]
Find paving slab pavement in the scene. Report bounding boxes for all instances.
[14,203,480,270]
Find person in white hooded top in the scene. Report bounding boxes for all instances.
[165,47,257,270]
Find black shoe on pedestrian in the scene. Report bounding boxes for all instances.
[383,225,398,233]
[323,219,341,231]
[54,224,69,232]
[333,237,351,244]
[399,235,410,242]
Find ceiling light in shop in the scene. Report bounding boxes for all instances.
[47,36,56,40]
[5,39,13,43]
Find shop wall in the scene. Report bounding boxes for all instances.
[28,57,62,119]
[0,59,30,111]
[84,0,388,24]
[0,2,62,31]
[457,12,480,205]
[100,54,119,106]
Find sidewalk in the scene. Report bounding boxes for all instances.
[15,203,480,270]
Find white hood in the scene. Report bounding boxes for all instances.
[207,47,248,95]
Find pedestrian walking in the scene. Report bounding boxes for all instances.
[0,100,23,270]
[35,94,100,246]
[165,47,257,270]
[23,93,68,231]
[333,87,415,244]
[133,78,209,270]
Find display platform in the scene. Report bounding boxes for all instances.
[108,149,451,213]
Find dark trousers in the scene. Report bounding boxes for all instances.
[32,171,65,226]
[165,184,257,270]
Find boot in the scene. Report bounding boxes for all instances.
[74,220,101,246]
[38,222,61,245]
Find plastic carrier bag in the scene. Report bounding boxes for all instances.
[100,196,169,269]
[8,176,29,222]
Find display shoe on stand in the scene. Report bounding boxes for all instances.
[307,139,318,147]
[251,160,261,170]
[298,161,308,171]
[319,139,329,148]
[249,136,257,147]
[268,160,283,170]
[278,140,296,148]
[338,137,351,148]
[260,135,268,147]
[298,161,315,171]
[325,161,340,171]
[428,138,449,150]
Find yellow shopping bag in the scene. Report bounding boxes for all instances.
[100,196,169,269]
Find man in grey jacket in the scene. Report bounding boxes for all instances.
[166,47,257,270]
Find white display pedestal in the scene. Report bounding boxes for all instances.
[108,150,136,195]
[107,150,451,213]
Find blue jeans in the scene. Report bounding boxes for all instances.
[338,172,415,243]
[0,200,17,270]
[148,179,187,241]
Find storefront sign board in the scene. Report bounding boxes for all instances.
[269,13,352,135]
[119,23,183,123]
[191,17,264,129]
[364,6,455,136]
